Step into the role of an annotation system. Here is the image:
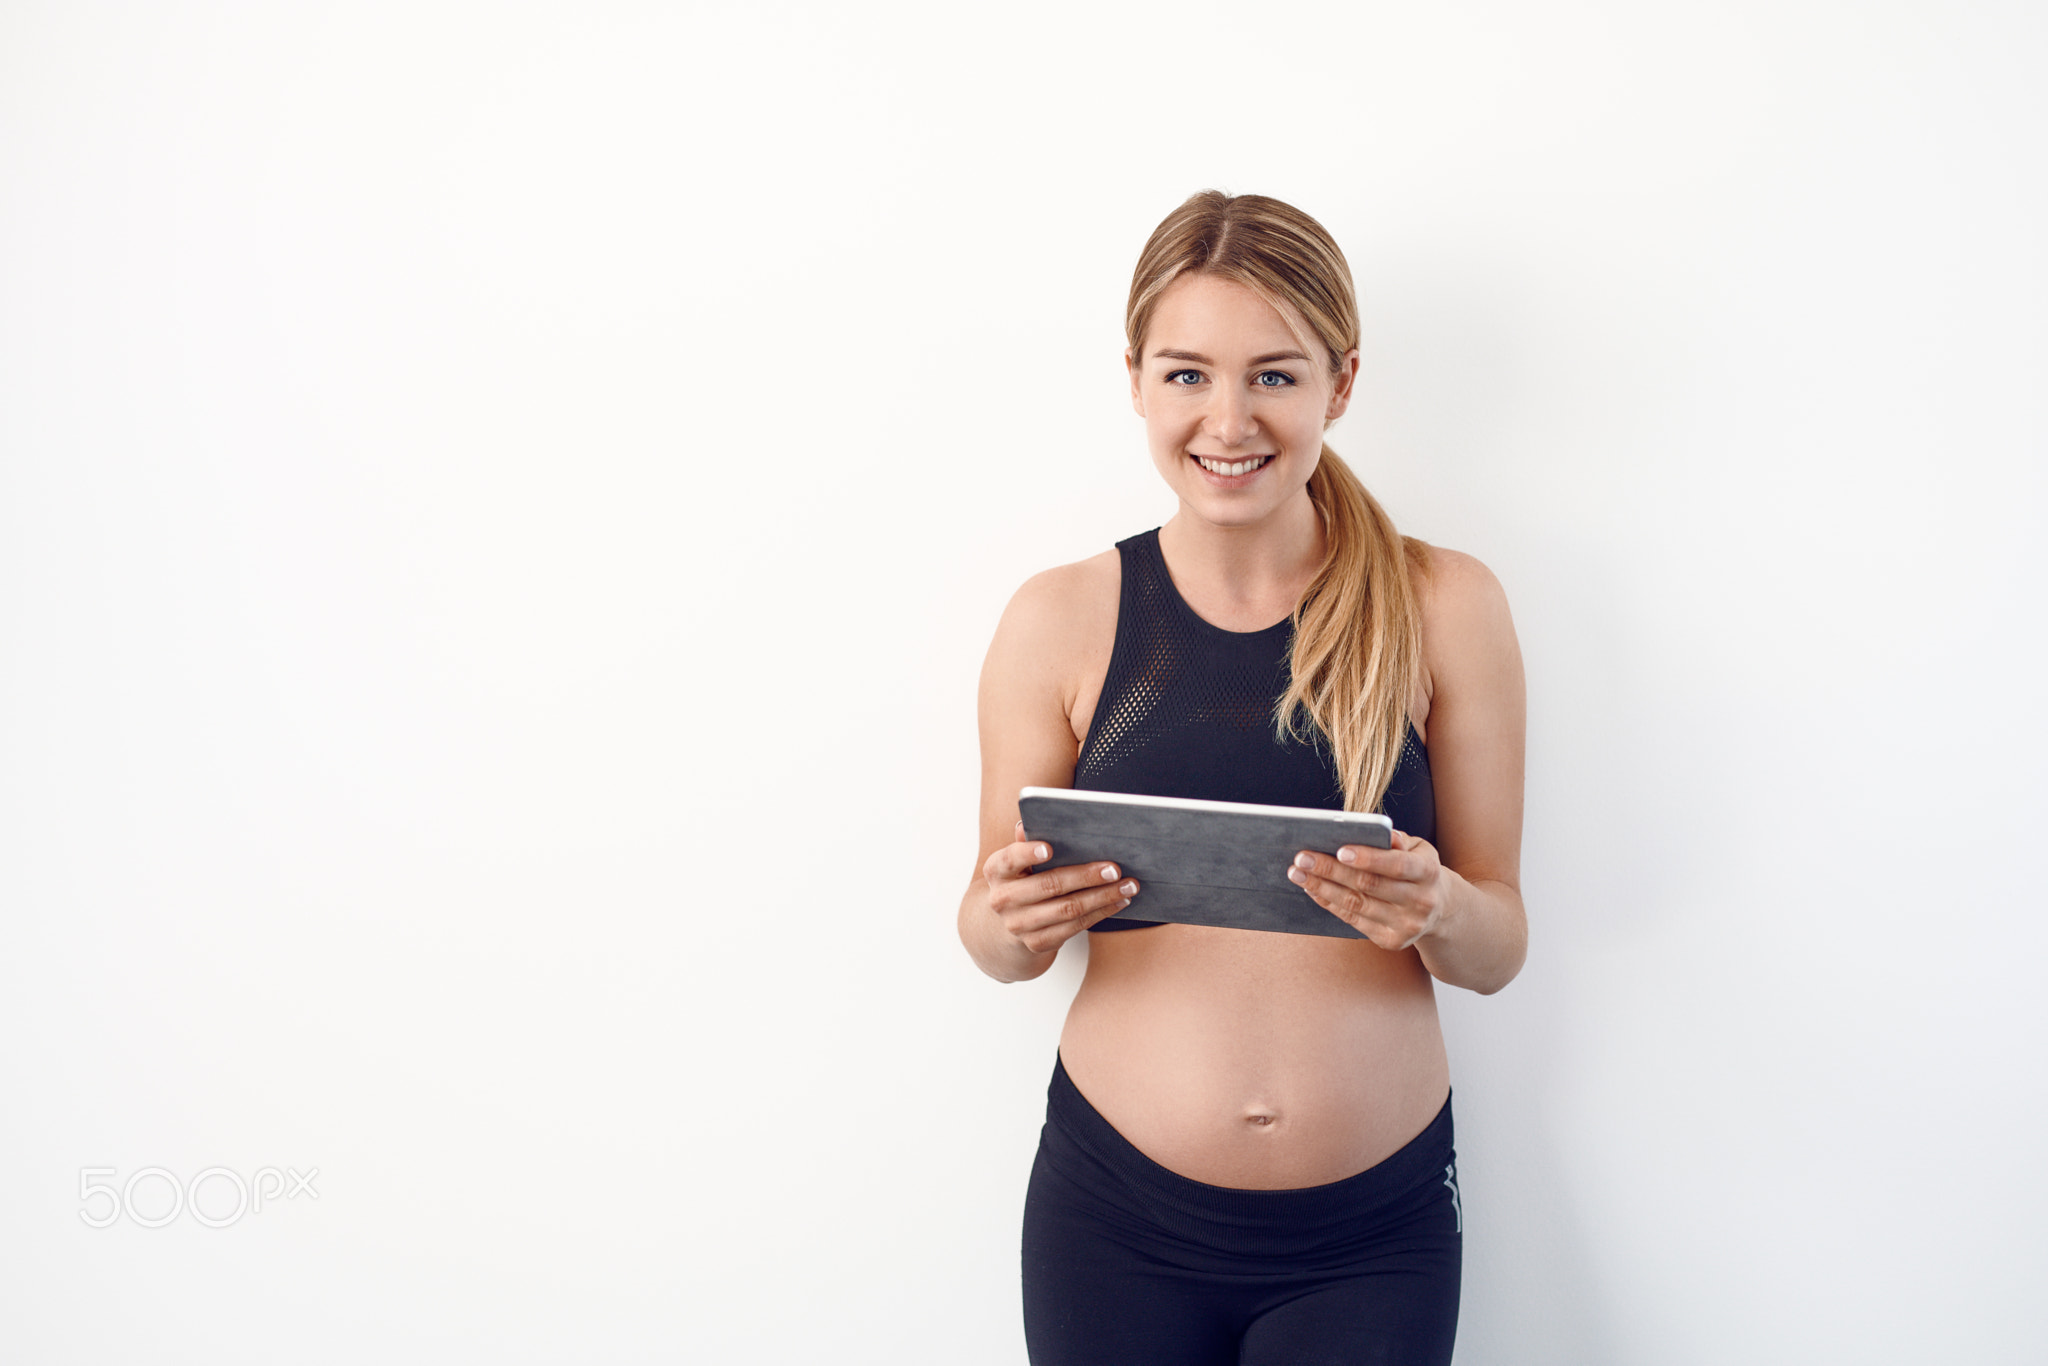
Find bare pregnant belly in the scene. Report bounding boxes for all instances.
[1058,923,1451,1190]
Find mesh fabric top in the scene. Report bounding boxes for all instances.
[1073,528,1436,931]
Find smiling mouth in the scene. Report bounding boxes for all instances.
[1192,454,1274,477]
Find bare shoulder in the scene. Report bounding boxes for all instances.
[981,546,1121,716]
[1415,543,1509,615]
[996,547,1120,648]
[1411,544,1521,694]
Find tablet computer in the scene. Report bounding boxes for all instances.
[1017,787,1393,939]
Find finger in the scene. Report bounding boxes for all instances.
[1286,864,1368,917]
[1293,868,1428,949]
[1017,860,1127,906]
[1285,864,1385,940]
[1009,879,1140,946]
[1294,849,1398,901]
[1078,892,1137,930]
[1333,844,1422,885]
[1335,842,1396,869]
[1291,861,1440,950]
[1062,878,1141,928]
[989,839,1056,881]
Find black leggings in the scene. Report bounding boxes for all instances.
[1022,1056,1462,1366]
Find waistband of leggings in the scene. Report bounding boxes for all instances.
[1046,1052,1454,1235]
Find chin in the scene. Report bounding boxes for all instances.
[1182,495,1288,528]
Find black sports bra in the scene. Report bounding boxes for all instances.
[1072,528,1436,931]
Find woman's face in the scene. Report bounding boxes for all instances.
[1128,272,1358,530]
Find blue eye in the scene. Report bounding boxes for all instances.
[1165,369,1202,386]
[1255,371,1296,388]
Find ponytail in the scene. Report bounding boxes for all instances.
[1280,447,1428,813]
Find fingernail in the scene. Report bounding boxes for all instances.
[1119,881,1137,897]
[1101,865,1119,881]
[1037,845,1051,861]
[1287,866,1305,884]
[1337,847,1357,864]
[1293,852,1314,870]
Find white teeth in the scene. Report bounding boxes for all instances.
[1197,455,1269,477]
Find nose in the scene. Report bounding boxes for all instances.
[1203,385,1259,448]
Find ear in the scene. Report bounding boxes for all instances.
[1127,349,1145,417]
[1325,348,1361,421]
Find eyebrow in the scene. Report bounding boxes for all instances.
[1152,348,1312,366]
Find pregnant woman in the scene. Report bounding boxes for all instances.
[957,190,1527,1365]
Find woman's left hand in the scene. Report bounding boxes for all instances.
[1286,832,1450,950]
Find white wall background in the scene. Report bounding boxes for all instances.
[3,2,2043,1361]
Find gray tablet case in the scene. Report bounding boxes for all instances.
[1017,787,1393,938]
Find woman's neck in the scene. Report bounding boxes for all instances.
[1157,492,1326,633]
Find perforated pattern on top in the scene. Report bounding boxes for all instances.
[1075,531,1296,782]
[1075,529,1339,809]
[1073,529,1435,931]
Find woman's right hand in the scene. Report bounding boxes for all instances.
[983,821,1140,954]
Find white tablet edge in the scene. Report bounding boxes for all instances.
[1019,786,1393,830]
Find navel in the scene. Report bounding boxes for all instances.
[1243,1107,1280,1129]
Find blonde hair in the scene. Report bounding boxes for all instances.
[1126,191,1429,814]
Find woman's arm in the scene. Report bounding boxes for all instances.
[1287,548,1528,993]
[957,557,1133,983]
